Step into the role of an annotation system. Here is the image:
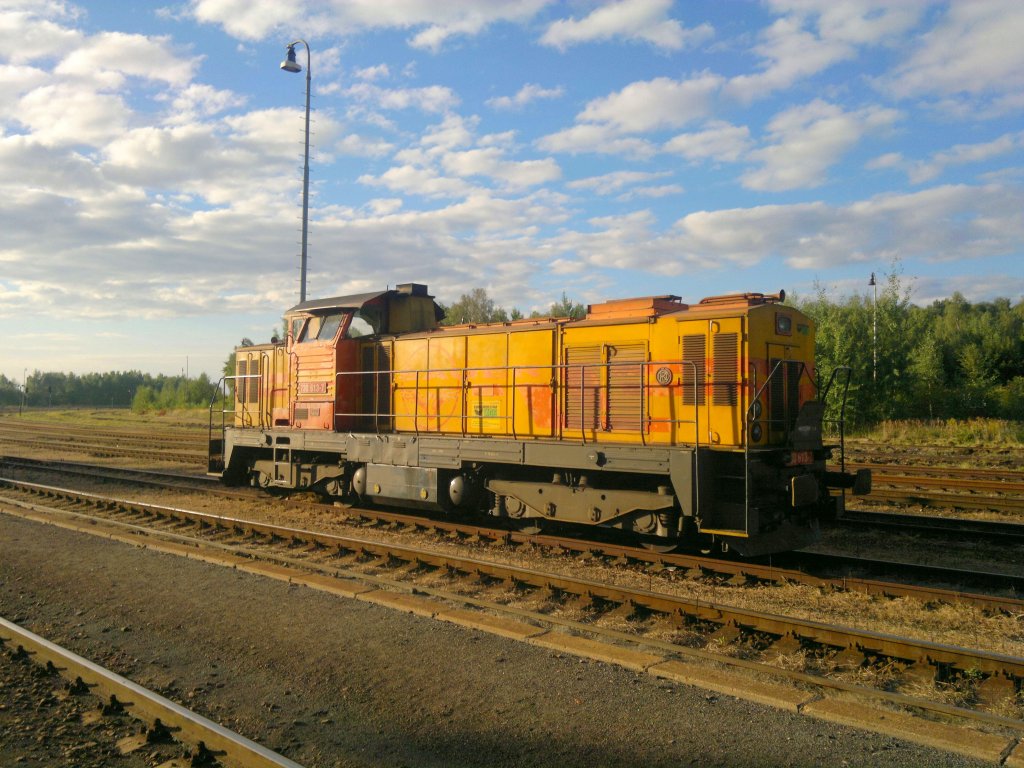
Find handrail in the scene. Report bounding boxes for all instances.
[333,359,702,443]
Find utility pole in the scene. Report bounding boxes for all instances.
[868,273,877,383]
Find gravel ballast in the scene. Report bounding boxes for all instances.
[0,511,993,767]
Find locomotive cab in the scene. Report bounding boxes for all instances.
[282,283,442,431]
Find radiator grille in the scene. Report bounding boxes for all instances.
[712,333,738,406]
[248,358,260,404]
[681,334,706,405]
[607,344,645,431]
[236,359,247,404]
[564,346,602,430]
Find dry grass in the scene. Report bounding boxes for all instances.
[857,418,1024,447]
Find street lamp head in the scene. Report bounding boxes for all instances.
[280,44,302,73]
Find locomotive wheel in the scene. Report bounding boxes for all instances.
[513,519,545,535]
[640,539,678,554]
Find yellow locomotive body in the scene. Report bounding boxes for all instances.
[211,283,868,555]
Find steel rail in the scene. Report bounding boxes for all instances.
[0,465,1020,613]
[2,478,1023,686]
[839,462,1024,484]
[859,487,1024,513]
[0,617,304,768]
[3,490,1023,734]
[840,508,1024,543]
[0,439,204,464]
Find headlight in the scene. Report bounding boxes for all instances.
[751,400,762,419]
[750,423,762,442]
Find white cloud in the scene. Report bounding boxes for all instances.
[536,122,656,158]
[421,114,478,149]
[540,0,712,51]
[578,73,723,133]
[548,184,1024,275]
[337,133,395,158]
[884,0,1024,104]
[617,183,683,201]
[163,83,246,124]
[663,121,752,163]
[441,147,561,190]
[727,0,926,102]
[187,0,550,51]
[15,83,130,147]
[487,83,564,111]
[725,16,852,102]
[54,30,198,87]
[0,6,83,64]
[359,165,475,199]
[907,131,1024,184]
[361,114,560,195]
[344,82,459,113]
[742,100,899,191]
[353,63,390,81]
[567,170,672,194]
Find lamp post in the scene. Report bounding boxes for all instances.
[280,39,311,303]
[868,272,877,383]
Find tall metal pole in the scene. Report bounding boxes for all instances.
[281,40,311,303]
[869,272,877,382]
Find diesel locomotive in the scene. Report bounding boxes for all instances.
[208,283,869,556]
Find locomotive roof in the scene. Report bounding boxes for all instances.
[286,283,435,314]
[287,290,390,314]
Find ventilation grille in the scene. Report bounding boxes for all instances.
[681,334,706,405]
[712,333,738,406]
[564,346,602,430]
[237,359,248,404]
[248,358,260,404]
[607,344,645,431]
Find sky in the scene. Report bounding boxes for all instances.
[2,0,1023,383]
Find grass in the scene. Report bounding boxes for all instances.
[852,418,1024,447]
[0,407,209,430]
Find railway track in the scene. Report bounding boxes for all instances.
[1,478,1021,754]
[5,417,1023,514]
[0,617,302,768]
[840,508,1024,544]
[2,459,1022,611]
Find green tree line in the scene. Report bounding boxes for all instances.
[796,272,1024,426]
[0,370,218,412]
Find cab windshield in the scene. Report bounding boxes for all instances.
[298,312,344,343]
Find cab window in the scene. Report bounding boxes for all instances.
[345,308,380,338]
[298,316,321,343]
[317,313,344,341]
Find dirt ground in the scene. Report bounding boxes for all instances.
[0,511,996,768]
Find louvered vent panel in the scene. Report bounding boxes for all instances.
[769,358,785,426]
[237,359,248,404]
[712,333,738,406]
[786,360,802,428]
[681,334,706,406]
[565,346,602,430]
[607,344,646,431]
[248,357,260,404]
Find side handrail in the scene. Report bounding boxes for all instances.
[334,359,701,443]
